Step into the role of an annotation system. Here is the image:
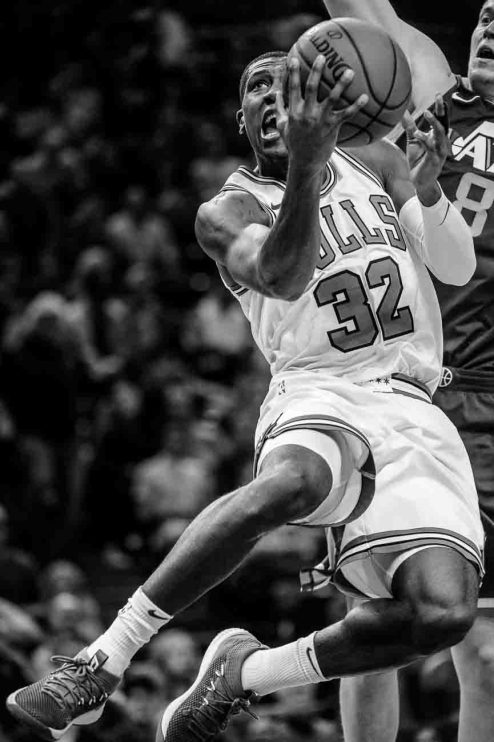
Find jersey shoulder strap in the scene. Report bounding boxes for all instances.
[220,166,284,226]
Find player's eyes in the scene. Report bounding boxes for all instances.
[480,14,492,24]
[251,79,270,91]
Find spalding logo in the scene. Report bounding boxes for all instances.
[309,35,350,79]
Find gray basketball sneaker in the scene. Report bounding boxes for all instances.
[157,628,266,741]
[6,649,120,740]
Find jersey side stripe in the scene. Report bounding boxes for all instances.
[337,530,484,574]
[259,413,373,452]
[339,525,483,558]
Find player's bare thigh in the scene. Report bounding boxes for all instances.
[257,442,333,524]
[257,428,361,526]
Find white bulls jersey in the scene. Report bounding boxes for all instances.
[219,148,444,394]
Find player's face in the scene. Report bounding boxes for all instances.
[469,1,494,98]
[239,58,288,174]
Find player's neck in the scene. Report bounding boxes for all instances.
[466,75,494,104]
[255,153,288,182]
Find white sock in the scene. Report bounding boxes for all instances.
[240,632,327,696]
[86,587,172,676]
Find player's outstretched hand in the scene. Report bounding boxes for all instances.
[403,95,451,194]
[275,55,368,170]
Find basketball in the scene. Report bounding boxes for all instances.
[288,18,412,147]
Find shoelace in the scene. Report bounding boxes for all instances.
[187,665,258,740]
[41,656,109,712]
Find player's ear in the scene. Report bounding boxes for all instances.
[236,110,245,135]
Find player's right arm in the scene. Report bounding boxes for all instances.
[322,0,456,112]
[195,165,324,301]
[196,56,367,302]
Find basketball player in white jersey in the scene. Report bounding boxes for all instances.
[6,53,482,742]
[323,2,494,742]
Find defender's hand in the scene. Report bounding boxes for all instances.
[403,95,451,200]
[275,55,368,170]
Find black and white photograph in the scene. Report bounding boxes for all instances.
[0,2,492,741]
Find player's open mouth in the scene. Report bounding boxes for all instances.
[476,44,494,61]
[261,112,280,141]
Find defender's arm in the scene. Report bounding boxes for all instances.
[364,139,476,286]
[322,0,456,112]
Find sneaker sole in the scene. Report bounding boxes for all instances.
[158,627,252,740]
[6,691,105,741]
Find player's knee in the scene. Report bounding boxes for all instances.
[411,600,476,655]
[251,458,328,527]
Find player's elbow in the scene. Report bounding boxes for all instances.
[441,253,476,286]
[258,269,306,301]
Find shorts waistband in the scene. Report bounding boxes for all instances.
[437,367,494,392]
[357,373,432,404]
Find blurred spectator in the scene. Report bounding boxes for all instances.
[147,629,200,699]
[1,292,85,556]
[130,417,216,559]
[66,246,125,386]
[0,171,51,295]
[122,662,168,740]
[0,504,38,607]
[63,88,103,142]
[0,599,43,654]
[182,276,253,382]
[188,122,246,204]
[120,263,177,374]
[36,560,103,637]
[105,185,179,279]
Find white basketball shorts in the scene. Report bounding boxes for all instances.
[254,370,485,600]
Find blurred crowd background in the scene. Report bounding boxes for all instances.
[0,1,477,740]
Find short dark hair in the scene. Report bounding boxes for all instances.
[238,50,287,102]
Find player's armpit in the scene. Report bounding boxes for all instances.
[195,191,274,297]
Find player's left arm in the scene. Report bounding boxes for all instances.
[359,115,475,286]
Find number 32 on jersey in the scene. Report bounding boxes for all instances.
[313,196,414,353]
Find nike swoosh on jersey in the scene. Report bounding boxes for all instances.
[148,609,169,621]
[270,203,281,211]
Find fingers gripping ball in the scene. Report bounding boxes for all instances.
[288,18,412,147]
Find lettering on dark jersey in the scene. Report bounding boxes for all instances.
[450,121,494,173]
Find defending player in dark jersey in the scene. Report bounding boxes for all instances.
[323,3,494,742]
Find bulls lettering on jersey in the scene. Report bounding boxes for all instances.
[402,79,494,373]
[218,149,443,392]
